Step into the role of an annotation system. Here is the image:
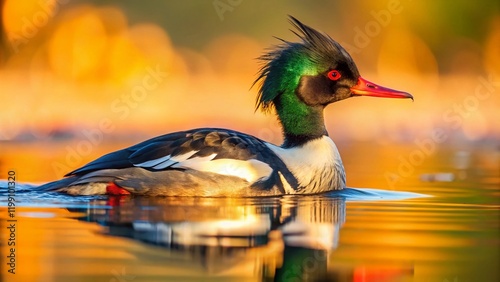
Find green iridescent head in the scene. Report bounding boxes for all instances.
[254,16,361,113]
[252,16,412,144]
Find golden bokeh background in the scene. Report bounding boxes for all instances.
[0,3,499,280]
[0,0,499,182]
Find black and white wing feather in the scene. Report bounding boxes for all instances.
[66,128,298,188]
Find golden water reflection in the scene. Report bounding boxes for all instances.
[0,142,498,281]
[1,190,498,281]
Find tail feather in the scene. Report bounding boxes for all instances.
[37,169,126,193]
[70,169,125,185]
[36,177,79,192]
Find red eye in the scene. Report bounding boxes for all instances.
[327,70,341,81]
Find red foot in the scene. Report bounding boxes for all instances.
[106,182,131,195]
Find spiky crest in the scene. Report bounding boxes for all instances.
[253,16,355,112]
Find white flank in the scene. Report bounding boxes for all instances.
[133,150,272,182]
[266,136,344,192]
[174,157,272,183]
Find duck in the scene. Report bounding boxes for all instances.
[37,16,413,197]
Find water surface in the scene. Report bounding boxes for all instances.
[0,142,498,282]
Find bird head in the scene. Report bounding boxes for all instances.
[254,16,413,113]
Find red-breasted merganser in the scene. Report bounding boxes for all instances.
[38,17,413,196]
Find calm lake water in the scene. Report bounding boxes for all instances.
[0,141,499,282]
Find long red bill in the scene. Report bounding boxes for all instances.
[350,76,413,100]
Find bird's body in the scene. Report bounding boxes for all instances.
[41,128,345,196]
[38,17,412,197]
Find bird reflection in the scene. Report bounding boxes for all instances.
[69,195,346,281]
